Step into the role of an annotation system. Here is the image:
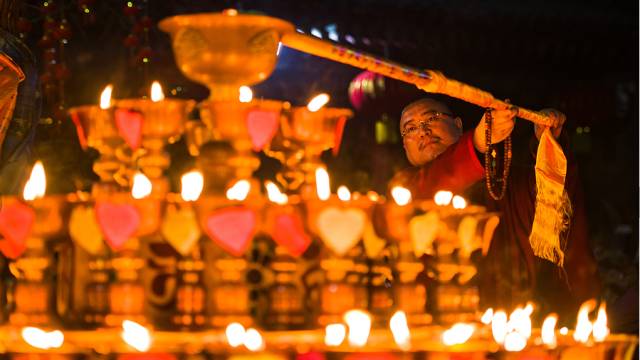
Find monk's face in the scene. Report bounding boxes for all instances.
[400,100,462,166]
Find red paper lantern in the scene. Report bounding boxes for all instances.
[348,70,387,111]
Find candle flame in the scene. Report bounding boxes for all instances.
[344,309,371,347]
[491,310,508,344]
[23,161,46,200]
[181,171,204,202]
[434,190,453,206]
[504,331,527,352]
[239,85,253,103]
[324,323,346,347]
[481,308,494,325]
[559,327,568,335]
[337,185,351,201]
[391,186,412,206]
[541,313,558,347]
[100,84,113,109]
[225,322,246,348]
[265,181,288,204]
[151,81,165,102]
[315,167,331,201]
[524,302,535,315]
[243,328,264,352]
[226,179,251,201]
[121,320,151,352]
[390,310,411,350]
[574,299,596,343]
[307,93,330,112]
[507,307,532,339]
[442,323,475,346]
[21,327,64,349]
[366,191,380,202]
[452,195,467,209]
[592,303,609,342]
[131,172,153,199]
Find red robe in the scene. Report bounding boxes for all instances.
[391,130,599,319]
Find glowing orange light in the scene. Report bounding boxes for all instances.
[23,161,46,200]
[315,167,331,201]
[391,186,411,206]
[307,93,330,112]
[151,81,165,102]
[100,84,113,109]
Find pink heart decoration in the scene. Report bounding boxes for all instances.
[115,108,143,150]
[205,207,256,256]
[273,213,311,256]
[0,201,35,259]
[95,202,140,251]
[246,109,279,151]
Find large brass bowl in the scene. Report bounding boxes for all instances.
[159,11,295,100]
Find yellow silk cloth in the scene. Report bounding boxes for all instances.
[529,128,572,267]
[0,53,24,158]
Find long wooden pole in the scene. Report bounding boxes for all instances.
[281,32,559,127]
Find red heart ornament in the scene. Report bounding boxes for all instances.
[0,201,35,258]
[115,108,143,150]
[273,213,311,256]
[205,207,256,256]
[95,202,140,251]
[246,109,279,151]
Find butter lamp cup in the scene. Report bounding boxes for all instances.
[159,12,294,100]
[115,98,195,197]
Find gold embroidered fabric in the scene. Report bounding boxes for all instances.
[0,53,24,158]
[529,128,572,266]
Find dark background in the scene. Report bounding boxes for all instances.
[19,0,638,328]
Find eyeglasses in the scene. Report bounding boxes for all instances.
[401,111,453,138]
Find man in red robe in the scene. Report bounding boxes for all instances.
[391,98,599,321]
